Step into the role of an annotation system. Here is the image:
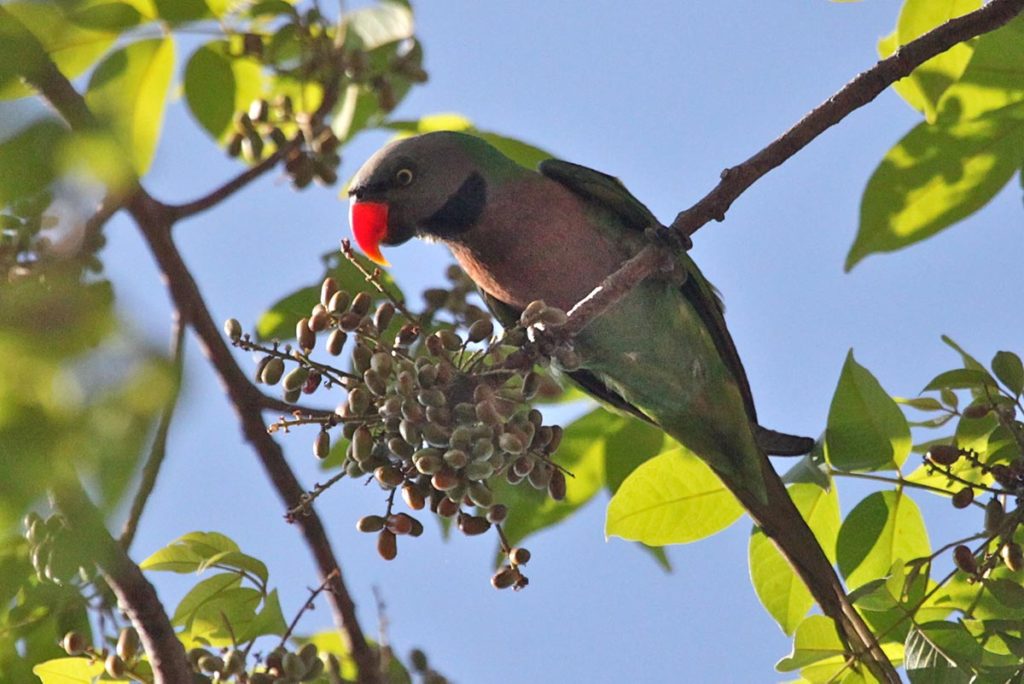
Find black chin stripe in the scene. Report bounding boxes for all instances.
[421,172,486,237]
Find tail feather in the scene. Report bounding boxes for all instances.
[726,451,900,683]
[755,425,815,457]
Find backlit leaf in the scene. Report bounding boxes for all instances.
[837,490,930,590]
[825,350,911,471]
[184,41,264,142]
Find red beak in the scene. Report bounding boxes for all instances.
[349,200,391,266]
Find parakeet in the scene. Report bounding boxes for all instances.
[348,131,897,681]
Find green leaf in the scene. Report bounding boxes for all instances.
[140,531,267,583]
[983,578,1024,608]
[836,490,930,590]
[31,657,104,683]
[492,408,610,554]
[297,631,411,684]
[940,335,986,371]
[171,572,242,626]
[0,3,119,100]
[894,0,980,122]
[0,120,67,205]
[847,107,1024,270]
[825,350,911,471]
[185,41,264,142]
[938,14,1024,122]
[153,0,216,23]
[895,396,946,412]
[904,621,980,681]
[85,37,175,174]
[605,443,743,545]
[68,2,145,31]
[776,614,847,671]
[602,416,666,495]
[991,351,1023,396]
[922,368,998,393]
[749,483,840,634]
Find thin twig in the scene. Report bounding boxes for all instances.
[120,316,186,549]
[277,568,341,650]
[556,0,1024,340]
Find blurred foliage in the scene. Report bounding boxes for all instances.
[0,0,1020,682]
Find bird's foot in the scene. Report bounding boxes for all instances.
[644,226,692,254]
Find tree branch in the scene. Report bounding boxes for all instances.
[559,0,1024,337]
[120,317,185,550]
[16,15,380,683]
[53,481,192,684]
[168,145,294,220]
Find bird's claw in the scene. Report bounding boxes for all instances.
[644,226,692,255]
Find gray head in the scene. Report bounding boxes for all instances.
[348,131,524,263]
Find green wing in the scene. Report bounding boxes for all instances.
[539,158,759,423]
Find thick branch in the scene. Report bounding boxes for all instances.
[18,17,380,683]
[128,187,380,684]
[562,0,1024,337]
[53,482,191,684]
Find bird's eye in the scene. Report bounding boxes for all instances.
[395,168,414,186]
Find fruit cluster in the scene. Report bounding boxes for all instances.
[24,512,93,586]
[227,259,571,588]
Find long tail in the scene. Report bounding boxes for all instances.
[726,452,900,683]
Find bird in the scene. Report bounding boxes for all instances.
[347,131,898,682]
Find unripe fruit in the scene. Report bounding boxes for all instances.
[431,470,459,491]
[351,291,372,316]
[283,387,301,403]
[364,368,388,395]
[388,437,415,459]
[520,300,548,326]
[328,289,351,314]
[467,319,493,343]
[499,433,525,455]
[314,431,331,459]
[953,545,977,575]
[928,444,960,466]
[374,302,395,330]
[321,277,339,307]
[352,426,373,463]
[548,469,567,501]
[357,515,386,533]
[458,514,490,536]
[528,464,553,490]
[402,483,426,510]
[282,652,307,679]
[436,497,459,518]
[951,487,974,509]
[105,654,125,678]
[547,425,564,453]
[116,627,139,661]
[985,498,1006,534]
[375,465,404,489]
[486,504,508,524]
[348,386,370,415]
[377,530,398,560]
[491,565,518,589]
[464,461,494,481]
[199,654,224,673]
[261,357,285,385]
[327,329,346,355]
[443,449,468,469]
[283,366,310,392]
[223,318,242,341]
[467,481,493,508]
[510,547,531,565]
[62,631,86,656]
[387,513,413,535]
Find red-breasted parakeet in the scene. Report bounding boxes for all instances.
[348,131,896,682]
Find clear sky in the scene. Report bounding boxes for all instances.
[97,1,1023,681]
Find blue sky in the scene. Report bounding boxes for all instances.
[95,1,1023,681]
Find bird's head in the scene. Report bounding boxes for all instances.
[347,131,520,265]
